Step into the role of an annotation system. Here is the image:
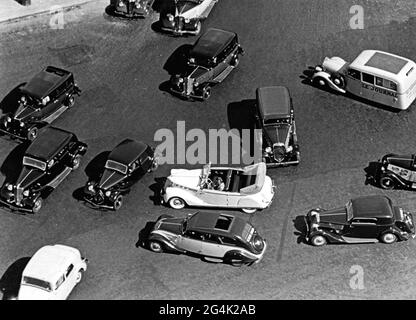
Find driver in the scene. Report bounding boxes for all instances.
[212,176,225,191]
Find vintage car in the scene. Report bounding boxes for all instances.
[114,0,155,18]
[159,0,218,36]
[0,126,87,213]
[83,139,159,210]
[255,86,300,167]
[0,66,81,141]
[305,195,415,246]
[375,153,416,190]
[17,244,88,300]
[311,50,416,110]
[161,162,275,214]
[170,28,244,100]
[148,211,267,266]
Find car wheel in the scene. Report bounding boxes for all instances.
[242,208,257,214]
[66,94,75,108]
[311,235,327,246]
[32,198,43,214]
[201,86,211,101]
[27,126,38,141]
[168,197,186,210]
[379,175,396,190]
[149,240,164,253]
[75,269,84,284]
[113,194,123,211]
[71,155,82,170]
[380,232,397,244]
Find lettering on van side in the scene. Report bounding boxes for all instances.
[361,83,398,98]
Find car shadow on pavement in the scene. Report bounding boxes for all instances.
[149,177,166,205]
[364,161,382,188]
[0,257,31,300]
[293,215,308,244]
[0,142,30,185]
[0,83,26,115]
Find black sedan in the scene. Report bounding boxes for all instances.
[83,139,159,210]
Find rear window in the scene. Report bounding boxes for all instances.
[22,276,52,291]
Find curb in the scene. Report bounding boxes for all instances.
[0,0,101,24]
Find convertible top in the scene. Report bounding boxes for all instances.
[351,195,394,219]
[20,66,72,100]
[256,86,291,121]
[108,139,148,165]
[25,126,75,162]
[190,28,237,60]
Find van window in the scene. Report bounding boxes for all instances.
[347,68,361,80]
[362,73,375,84]
[376,77,397,91]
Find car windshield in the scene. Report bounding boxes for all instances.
[23,156,47,171]
[105,160,128,175]
[346,200,353,221]
[22,276,52,292]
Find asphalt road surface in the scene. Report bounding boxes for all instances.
[0,0,416,300]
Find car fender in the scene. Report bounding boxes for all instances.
[309,229,346,244]
[380,172,406,187]
[237,197,261,209]
[164,187,206,206]
[148,233,184,253]
[311,71,346,94]
[224,250,256,263]
[380,227,403,241]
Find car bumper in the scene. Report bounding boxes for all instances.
[170,86,203,100]
[264,151,300,168]
[83,194,114,211]
[160,26,200,36]
[0,197,34,213]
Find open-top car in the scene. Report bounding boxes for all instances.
[305,195,415,246]
[375,153,416,190]
[310,50,416,110]
[83,139,159,210]
[17,244,88,300]
[170,28,244,100]
[0,66,81,141]
[159,0,218,36]
[255,86,300,167]
[161,162,275,214]
[114,0,155,18]
[147,211,267,266]
[0,126,87,213]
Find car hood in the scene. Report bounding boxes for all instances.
[16,167,44,190]
[264,124,290,147]
[322,56,348,73]
[98,169,126,190]
[154,217,183,235]
[318,207,347,224]
[18,285,53,300]
[13,104,36,122]
[167,168,201,189]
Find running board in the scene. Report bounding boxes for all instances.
[47,166,72,189]
[213,65,234,83]
[341,236,378,244]
[199,0,218,19]
[43,105,69,124]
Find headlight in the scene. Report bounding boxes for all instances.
[19,122,25,127]
[265,147,272,153]
[167,14,174,21]
[178,77,184,83]
[6,116,11,122]
[7,184,13,191]
[88,184,95,192]
[189,58,195,64]
[23,190,29,196]
[184,18,190,23]
[105,190,111,197]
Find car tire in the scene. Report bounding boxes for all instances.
[149,240,164,253]
[65,94,75,108]
[311,235,327,246]
[242,208,257,214]
[380,232,397,244]
[379,175,396,190]
[71,154,82,170]
[27,126,38,141]
[32,198,43,214]
[168,197,186,210]
[201,85,211,101]
[75,269,84,284]
[113,194,123,211]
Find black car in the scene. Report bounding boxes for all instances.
[170,28,244,100]
[305,195,415,246]
[255,86,300,167]
[375,153,416,190]
[83,139,159,210]
[159,0,218,36]
[0,66,81,141]
[113,0,155,18]
[0,126,87,213]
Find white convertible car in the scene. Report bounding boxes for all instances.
[161,162,275,213]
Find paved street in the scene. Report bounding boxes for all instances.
[0,0,416,299]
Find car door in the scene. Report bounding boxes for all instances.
[59,263,76,299]
[347,218,378,239]
[177,231,202,254]
[197,188,228,207]
[199,234,225,258]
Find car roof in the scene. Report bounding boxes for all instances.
[256,86,291,121]
[187,211,248,238]
[190,28,237,60]
[25,126,75,162]
[22,245,80,283]
[20,66,71,100]
[351,195,394,219]
[108,139,148,165]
